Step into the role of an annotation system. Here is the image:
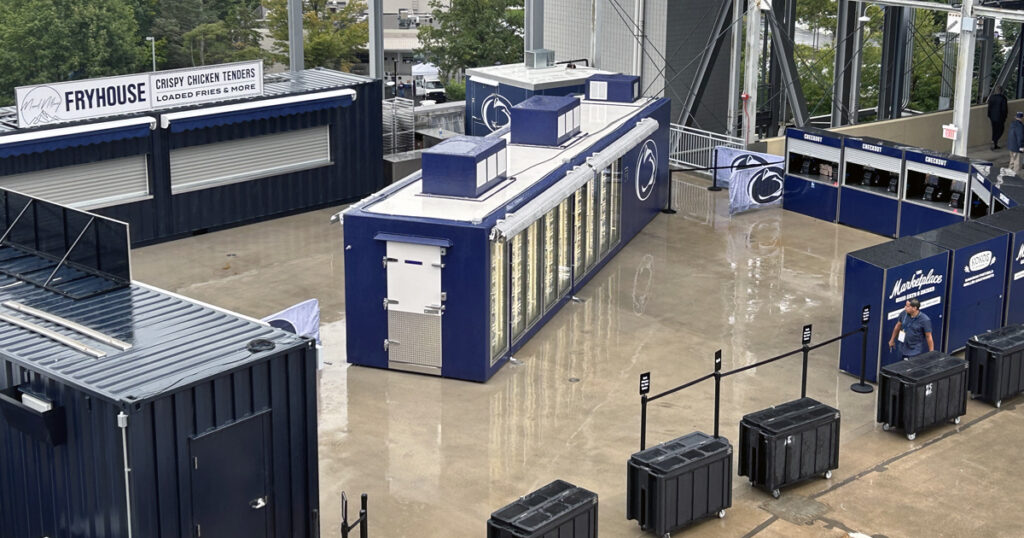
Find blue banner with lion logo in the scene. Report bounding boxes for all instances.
[715,146,785,215]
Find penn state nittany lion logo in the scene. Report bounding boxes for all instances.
[731,154,783,204]
[480,93,512,132]
[635,139,658,201]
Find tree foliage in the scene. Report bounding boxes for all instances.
[0,0,149,106]
[417,0,524,80]
[265,0,369,71]
[181,4,268,66]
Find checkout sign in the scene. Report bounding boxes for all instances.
[15,60,263,127]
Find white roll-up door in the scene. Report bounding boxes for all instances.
[787,139,841,163]
[170,126,332,194]
[0,155,150,210]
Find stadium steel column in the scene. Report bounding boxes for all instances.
[288,0,303,72]
[744,0,763,143]
[369,0,384,79]
[951,0,976,156]
[727,0,744,136]
[832,0,860,126]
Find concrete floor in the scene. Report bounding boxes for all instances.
[131,174,1024,538]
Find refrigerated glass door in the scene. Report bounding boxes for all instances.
[489,240,507,363]
[610,159,622,246]
[510,234,525,340]
[525,220,540,326]
[558,198,572,294]
[543,209,558,309]
[599,167,610,256]
[573,187,586,283]
[585,176,597,271]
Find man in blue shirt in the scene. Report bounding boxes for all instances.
[888,298,934,359]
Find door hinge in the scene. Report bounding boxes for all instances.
[383,298,398,310]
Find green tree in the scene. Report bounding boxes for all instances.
[0,0,148,106]
[907,11,943,112]
[152,0,218,68]
[795,0,836,47]
[266,0,369,71]
[181,4,268,66]
[417,0,524,80]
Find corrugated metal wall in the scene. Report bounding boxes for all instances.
[0,361,130,538]
[0,342,318,538]
[0,80,384,246]
[128,343,318,537]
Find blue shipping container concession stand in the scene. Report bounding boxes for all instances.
[898,148,970,237]
[340,83,670,382]
[840,237,950,383]
[977,207,1024,325]
[0,67,383,246]
[464,63,610,136]
[838,136,904,237]
[0,191,320,538]
[783,126,843,222]
[916,222,1010,353]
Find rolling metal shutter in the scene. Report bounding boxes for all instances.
[0,156,149,210]
[844,148,902,173]
[170,126,332,194]
[787,139,841,163]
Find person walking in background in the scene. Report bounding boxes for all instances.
[888,299,934,360]
[1009,112,1024,174]
[988,85,1008,150]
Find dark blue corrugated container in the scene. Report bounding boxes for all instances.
[0,68,384,247]
[0,191,320,538]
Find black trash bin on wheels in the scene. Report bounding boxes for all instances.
[877,351,968,440]
[738,398,840,499]
[966,325,1024,408]
[487,480,598,538]
[627,431,732,536]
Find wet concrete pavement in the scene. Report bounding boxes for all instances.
[132,173,1024,537]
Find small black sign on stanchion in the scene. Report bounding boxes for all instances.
[851,305,874,394]
[639,372,651,395]
[800,325,812,397]
[802,325,813,345]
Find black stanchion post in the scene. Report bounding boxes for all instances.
[341,492,349,538]
[708,147,723,192]
[851,305,874,393]
[639,372,651,450]
[713,350,722,439]
[662,170,678,214]
[801,324,812,398]
[360,493,368,538]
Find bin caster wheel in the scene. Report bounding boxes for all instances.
[907,433,916,441]
[995,400,1002,408]
[771,489,781,499]
[952,416,961,425]
[823,470,832,479]
[882,423,891,431]
[717,509,726,519]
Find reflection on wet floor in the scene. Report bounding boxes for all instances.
[132,173,1024,537]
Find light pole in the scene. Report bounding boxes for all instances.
[145,37,156,71]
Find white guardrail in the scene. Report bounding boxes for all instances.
[668,124,745,176]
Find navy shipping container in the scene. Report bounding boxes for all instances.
[782,126,843,222]
[915,222,1010,353]
[0,191,319,538]
[0,68,384,246]
[340,76,670,381]
[839,237,950,383]
[976,207,1024,325]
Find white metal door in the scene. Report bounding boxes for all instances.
[386,241,444,373]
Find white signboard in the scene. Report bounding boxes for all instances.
[15,60,264,127]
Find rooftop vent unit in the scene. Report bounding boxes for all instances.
[421,135,508,198]
[586,74,641,103]
[510,95,581,147]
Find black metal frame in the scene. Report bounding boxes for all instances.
[639,309,872,451]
